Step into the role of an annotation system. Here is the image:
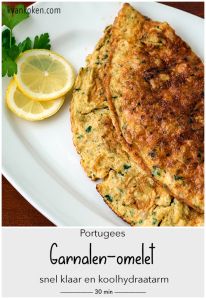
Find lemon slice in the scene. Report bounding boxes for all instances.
[6,80,65,121]
[14,49,75,101]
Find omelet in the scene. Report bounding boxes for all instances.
[105,4,204,212]
[70,25,203,226]
[97,171,203,227]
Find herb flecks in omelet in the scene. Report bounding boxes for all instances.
[106,3,204,212]
[70,5,204,226]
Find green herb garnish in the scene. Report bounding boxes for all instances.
[2,4,51,77]
[123,164,131,170]
[2,4,29,32]
[33,33,51,49]
[197,150,203,160]
[152,166,161,177]
[118,172,124,176]
[77,134,83,139]
[174,175,183,181]
[105,195,113,202]
[85,126,92,133]
[148,149,156,158]
[152,218,158,225]
[95,61,102,65]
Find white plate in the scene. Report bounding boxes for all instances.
[2,2,203,226]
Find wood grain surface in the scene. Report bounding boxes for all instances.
[2,2,204,226]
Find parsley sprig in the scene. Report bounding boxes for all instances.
[2,4,51,77]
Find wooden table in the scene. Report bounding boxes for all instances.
[2,2,204,226]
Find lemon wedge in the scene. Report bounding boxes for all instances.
[6,80,65,121]
[14,49,75,101]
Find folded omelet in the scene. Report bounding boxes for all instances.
[70,23,203,226]
[105,4,204,212]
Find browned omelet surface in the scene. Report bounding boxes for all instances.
[70,25,203,226]
[105,4,204,212]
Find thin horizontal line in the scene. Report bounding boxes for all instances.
[114,291,147,294]
[60,291,93,294]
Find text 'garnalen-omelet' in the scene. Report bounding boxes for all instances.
[71,4,204,226]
